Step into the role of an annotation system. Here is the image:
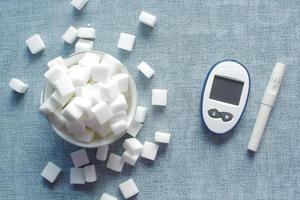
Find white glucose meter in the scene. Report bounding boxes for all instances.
[201,60,250,134]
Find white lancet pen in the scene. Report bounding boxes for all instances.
[247,62,286,152]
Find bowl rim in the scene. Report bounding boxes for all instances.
[41,50,137,148]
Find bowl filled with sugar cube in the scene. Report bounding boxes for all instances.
[40,51,137,148]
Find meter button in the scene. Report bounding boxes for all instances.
[220,112,233,122]
[208,109,221,118]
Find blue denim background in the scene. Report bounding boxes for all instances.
[1,0,300,199]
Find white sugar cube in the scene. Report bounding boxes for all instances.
[141,141,158,160]
[47,56,64,68]
[100,193,118,200]
[106,153,124,172]
[126,121,143,137]
[25,34,45,54]
[112,73,129,93]
[72,97,92,114]
[152,89,168,106]
[40,162,61,183]
[70,168,85,184]
[71,149,90,167]
[51,91,72,107]
[79,52,100,66]
[62,26,78,44]
[86,117,111,138]
[71,0,88,10]
[78,85,102,105]
[138,11,157,27]
[66,120,86,135]
[110,111,127,124]
[54,76,75,97]
[101,80,120,102]
[78,27,95,39]
[50,108,67,128]
[109,94,127,114]
[69,66,91,87]
[9,78,28,93]
[75,39,94,52]
[73,129,95,143]
[110,120,127,135]
[119,178,139,199]
[91,100,114,124]
[137,61,155,79]
[123,138,143,155]
[44,65,67,85]
[134,106,147,123]
[96,145,109,161]
[83,165,97,183]
[91,64,113,82]
[100,54,122,74]
[39,99,59,115]
[155,132,171,144]
[62,103,83,121]
[117,33,136,51]
[122,151,139,166]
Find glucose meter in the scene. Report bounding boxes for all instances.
[201,60,250,134]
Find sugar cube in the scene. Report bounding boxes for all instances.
[101,80,120,102]
[73,129,95,143]
[100,54,122,74]
[100,193,118,200]
[70,149,90,167]
[91,63,113,82]
[117,33,136,51]
[39,99,59,115]
[137,61,155,79]
[91,101,113,124]
[122,151,139,166]
[62,103,83,121]
[79,52,100,66]
[106,153,124,172]
[71,0,88,10]
[25,34,45,54]
[126,121,143,137]
[138,11,157,27]
[119,178,139,199]
[62,26,78,44]
[155,132,171,144]
[134,106,147,123]
[50,91,72,107]
[123,138,143,155]
[86,117,111,138]
[110,120,127,135]
[141,141,158,160]
[54,76,75,97]
[47,56,65,68]
[50,108,67,127]
[152,89,168,106]
[109,94,127,114]
[112,73,129,93]
[70,168,85,184]
[75,39,94,52]
[78,27,95,39]
[9,78,28,93]
[110,111,127,124]
[72,97,92,114]
[44,65,67,85]
[40,162,61,183]
[66,120,86,135]
[83,165,97,183]
[96,145,109,161]
[69,66,91,87]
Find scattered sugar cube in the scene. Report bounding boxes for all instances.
[137,61,155,79]
[123,138,143,155]
[66,120,86,135]
[44,65,67,85]
[84,165,97,183]
[62,26,78,44]
[100,54,122,74]
[112,73,129,93]
[9,78,28,93]
[40,162,61,183]
[78,27,96,39]
[54,76,75,97]
[126,121,143,137]
[79,52,100,66]
[122,151,139,166]
[138,11,157,27]
[152,89,168,106]
[73,129,95,143]
[119,178,139,199]
[71,0,88,10]
[106,153,124,172]
[110,120,127,135]
[47,56,65,68]
[70,168,85,184]
[75,39,94,52]
[50,108,67,127]
[117,33,136,51]
[155,132,171,144]
[62,103,83,121]
[91,100,114,124]
[101,80,120,102]
[96,145,109,161]
[50,91,72,107]
[25,34,45,54]
[110,111,127,124]
[110,94,128,114]
[134,106,147,123]
[100,193,118,200]
[91,63,113,82]
[141,141,158,160]
[71,149,90,167]
[39,99,59,115]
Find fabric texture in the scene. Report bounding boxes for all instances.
[0,0,299,199]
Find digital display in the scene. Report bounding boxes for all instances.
[209,76,244,105]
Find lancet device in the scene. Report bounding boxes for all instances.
[201,60,250,134]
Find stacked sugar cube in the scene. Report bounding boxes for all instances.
[39,52,130,143]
